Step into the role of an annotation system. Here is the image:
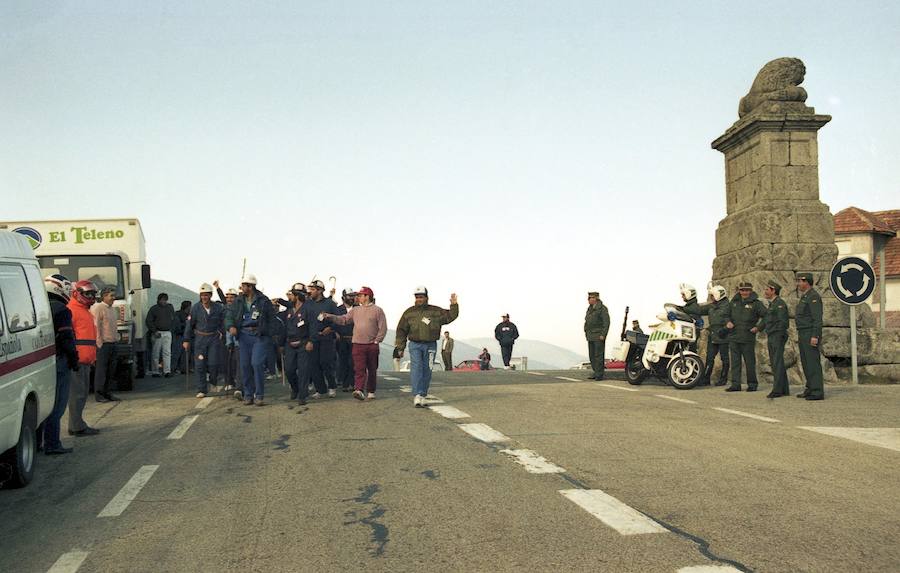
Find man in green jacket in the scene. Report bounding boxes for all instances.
[724,282,767,392]
[684,284,731,386]
[762,280,790,398]
[584,291,610,380]
[795,272,825,400]
[395,286,459,407]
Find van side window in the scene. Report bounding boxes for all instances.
[24,264,51,324]
[0,264,37,333]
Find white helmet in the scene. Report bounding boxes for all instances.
[709,284,727,302]
[199,283,214,294]
[225,287,238,296]
[241,274,258,285]
[679,283,697,301]
[44,274,73,303]
[414,285,428,296]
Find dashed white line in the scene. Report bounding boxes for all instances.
[655,394,697,404]
[555,376,582,382]
[527,371,546,376]
[458,423,510,443]
[712,407,779,423]
[384,376,400,381]
[167,415,200,439]
[677,566,743,573]
[798,427,900,452]
[399,386,412,393]
[195,397,214,409]
[429,405,470,419]
[47,550,89,573]
[423,394,444,404]
[98,465,159,518]
[499,449,566,474]
[559,489,667,535]
[597,383,639,392]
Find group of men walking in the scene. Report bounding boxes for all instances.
[684,272,825,400]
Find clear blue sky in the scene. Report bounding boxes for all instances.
[2,1,898,355]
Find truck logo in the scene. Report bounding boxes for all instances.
[12,227,42,250]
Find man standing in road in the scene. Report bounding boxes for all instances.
[91,286,121,402]
[225,274,275,406]
[762,280,790,399]
[441,331,454,371]
[724,282,767,392]
[172,300,191,374]
[395,287,458,407]
[146,293,176,378]
[43,274,77,455]
[334,288,357,392]
[67,280,100,436]
[301,279,340,398]
[494,314,519,370]
[795,272,825,401]
[323,286,388,400]
[684,284,731,386]
[280,283,310,404]
[584,292,610,381]
[184,283,227,398]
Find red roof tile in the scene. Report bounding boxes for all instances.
[871,210,900,278]
[834,207,895,235]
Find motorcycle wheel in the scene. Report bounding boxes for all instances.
[667,354,703,389]
[625,351,647,385]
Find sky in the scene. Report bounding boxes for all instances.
[2,1,898,356]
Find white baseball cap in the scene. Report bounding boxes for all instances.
[414,285,428,296]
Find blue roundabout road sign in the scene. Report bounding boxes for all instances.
[829,256,876,305]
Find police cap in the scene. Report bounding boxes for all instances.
[766,280,782,291]
[796,272,814,285]
[587,291,599,297]
[738,282,753,290]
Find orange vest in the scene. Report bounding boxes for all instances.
[68,299,98,365]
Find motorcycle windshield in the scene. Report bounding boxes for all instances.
[664,303,694,323]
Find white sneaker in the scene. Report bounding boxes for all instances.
[196,392,206,398]
[503,366,510,370]
[223,385,234,392]
[327,389,336,398]
[366,392,376,400]
[414,395,424,408]
[233,390,243,400]
[311,392,322,400]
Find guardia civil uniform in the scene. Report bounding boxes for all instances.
[725,283,767,391]
[584,293,610,380]
[795,273,824,400]
[684,296,731,386]
[761,280,790,397]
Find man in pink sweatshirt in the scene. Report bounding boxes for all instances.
[323,287,387,400]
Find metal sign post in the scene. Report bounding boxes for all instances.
[829,256,877,385]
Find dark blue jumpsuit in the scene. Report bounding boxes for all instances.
[184,301,226,393]
[334,303,355,390]
[282,303,311,401]
[225,291,275,400]
[301,297,339,394]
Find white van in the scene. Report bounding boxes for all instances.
[0,231,56,487]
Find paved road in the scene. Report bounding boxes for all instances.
[2,370,899,572]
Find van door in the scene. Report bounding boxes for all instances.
[0,286,10,447]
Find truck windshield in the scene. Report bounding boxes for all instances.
[37,255,125,299]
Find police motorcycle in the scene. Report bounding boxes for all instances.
[618,285,704,389]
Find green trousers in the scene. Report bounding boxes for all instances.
[587,340,605,379]
[729,340,758,388]
[767,332,789,395]
[798,329,824,398]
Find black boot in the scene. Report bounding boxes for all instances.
[697,366,713,386]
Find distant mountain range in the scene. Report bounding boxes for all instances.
[149,279,585,370]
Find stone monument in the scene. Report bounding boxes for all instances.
[709,57,860,385]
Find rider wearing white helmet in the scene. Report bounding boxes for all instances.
[683,282,733,386]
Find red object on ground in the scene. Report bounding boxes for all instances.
[453,360,490,371]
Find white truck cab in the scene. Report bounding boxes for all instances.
[0,231,56,487]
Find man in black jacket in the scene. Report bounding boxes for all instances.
[146,293,176,377]
[42,275,78,455]
[494,314,519,370]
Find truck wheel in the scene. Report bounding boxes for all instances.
[668,355,703,389]
[2,400,37,488]
[625,351,647,385]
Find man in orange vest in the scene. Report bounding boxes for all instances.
[67,280,101,436]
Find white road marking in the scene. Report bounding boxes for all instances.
[400,386,411,393]
[429,405,470,419]
[560,489,666,535]
[655,394,697,404]
[458,423,510,443]
[384,376,400,381]
[555,376,582,382]
[712,407,779,423]
[167,415,200,439]
[798,427,900,453]
[423,394,444,404]
[47,551,89,573]
[195,397,214,409]
[527,371,546,376]
[499,449,565,474]
[597,383,639,392]
[98,465,160,518]
[677,566,744,573]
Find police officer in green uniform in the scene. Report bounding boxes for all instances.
[684,284,731,386]
[761,280,789,398]
[795,272,825,400]
[584,292,610,380]
[724,281,767,392]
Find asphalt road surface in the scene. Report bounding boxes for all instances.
[2,369,899,573]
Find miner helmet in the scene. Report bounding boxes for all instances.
[199,283,214,294]
[72,280,99,306]
[679,283,697,301]
[241,274,258,286]
[44,274,73,303]
[709,284,727,302]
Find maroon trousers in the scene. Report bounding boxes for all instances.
[351,343,379,392]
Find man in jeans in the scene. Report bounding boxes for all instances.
[395,286,458,407]
[146,293,176,377]
[91,286,121,401]
[43,274,78,454]
[323,286,388,400]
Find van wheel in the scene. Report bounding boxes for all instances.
[3,401,37,487]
